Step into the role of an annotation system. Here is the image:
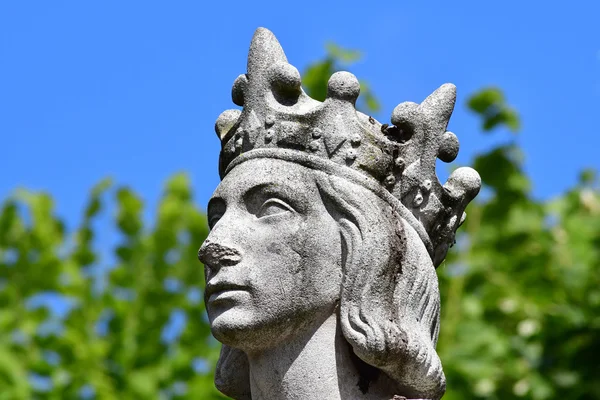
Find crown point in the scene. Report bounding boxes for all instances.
[427,83,457,103]
[215,109,242,140]
[232,74,247,106]
[438,131,460,162]
[248,28,288,76]
[268,62,302,96]
[327,71,360,102]
[421,83,457,127]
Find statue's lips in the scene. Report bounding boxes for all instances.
[205,282,249,304]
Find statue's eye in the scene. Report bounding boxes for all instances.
[207,198,226,230]
[257,198,293,218]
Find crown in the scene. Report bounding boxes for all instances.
[214,28,481,267]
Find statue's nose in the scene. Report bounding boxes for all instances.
[198,240,242,270]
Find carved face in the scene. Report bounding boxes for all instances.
[198,158,342,351]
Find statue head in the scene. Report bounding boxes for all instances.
[198,28,480,400]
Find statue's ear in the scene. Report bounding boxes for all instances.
[215,345,251,399]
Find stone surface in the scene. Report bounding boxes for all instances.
[198,27,481,400]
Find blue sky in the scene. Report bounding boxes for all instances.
[1,1,599,230]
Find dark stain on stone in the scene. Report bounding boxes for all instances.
[346,341,380,394]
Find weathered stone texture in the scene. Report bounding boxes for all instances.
[198,27,480,400]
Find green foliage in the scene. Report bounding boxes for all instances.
[468,87,521,132]
[2,47,598,399]
[438,94,600,399]
[0,174,224,399]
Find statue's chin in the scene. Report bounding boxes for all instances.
[209,310,281,352]
[208,295,340,353]
[211,307,321,355]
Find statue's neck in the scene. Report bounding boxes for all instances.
[245,313,397,400]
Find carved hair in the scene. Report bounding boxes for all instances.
[214,162,445,400]
[318,173,445,399]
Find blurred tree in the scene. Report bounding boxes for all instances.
[0,45,598,399]
[0,175,222,399]
[436,103,600,399]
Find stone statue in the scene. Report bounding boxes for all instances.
[197,28,481,400]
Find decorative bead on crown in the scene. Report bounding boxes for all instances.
[214,28,481,267]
